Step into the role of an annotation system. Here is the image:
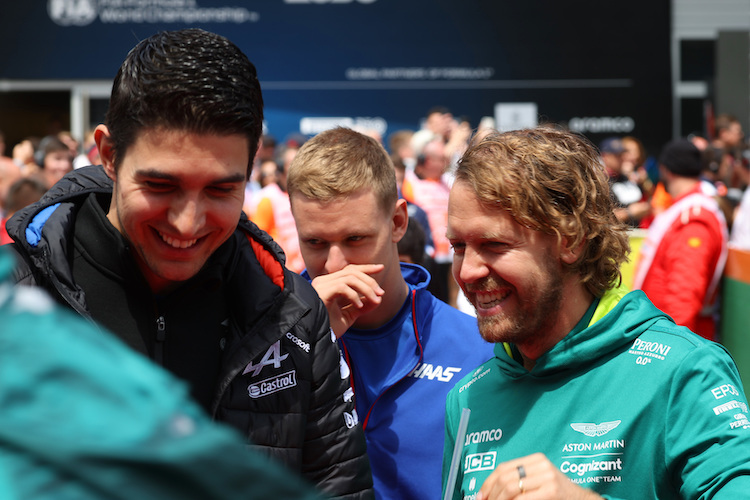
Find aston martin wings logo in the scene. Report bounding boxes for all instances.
[570,420,622,437]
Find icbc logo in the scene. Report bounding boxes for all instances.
[464,452,497,473]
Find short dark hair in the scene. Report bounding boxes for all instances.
[105,28,263,175]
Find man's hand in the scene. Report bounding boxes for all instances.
[310,264,385,338]
[476,453,603,500]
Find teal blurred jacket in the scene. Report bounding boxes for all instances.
[0,249,322,500]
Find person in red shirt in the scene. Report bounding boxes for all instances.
[633,139,728,340]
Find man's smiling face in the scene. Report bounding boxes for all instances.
[99,126,249,293]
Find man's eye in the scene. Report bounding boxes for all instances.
[450,242,466,254]
[484,242,509,252]
[145,182,173,191]
[208,185,235,195]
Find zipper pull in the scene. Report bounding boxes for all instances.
[156,316,167,342]
[154,315,166,365]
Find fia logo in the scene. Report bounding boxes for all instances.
[48,0,98,26]
[243,340,289,377]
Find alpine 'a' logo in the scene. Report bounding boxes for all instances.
[570,420,621,437]
[243,340,289,377]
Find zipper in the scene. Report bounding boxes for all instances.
[348,289,423,431]
[155,315,166,365]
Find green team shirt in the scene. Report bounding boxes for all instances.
[443,288,750,500]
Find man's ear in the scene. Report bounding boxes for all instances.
[392,198,409,243]
[560,234,585,265]
[94,124,117,182]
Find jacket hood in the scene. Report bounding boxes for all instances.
[400,262,430,290]
[495,288,673,378]
[7,165,113,248]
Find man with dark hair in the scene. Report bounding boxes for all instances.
[287,127,493,500]
[7,29,372,499]
[633,139,728,341]
[443,127,750,499]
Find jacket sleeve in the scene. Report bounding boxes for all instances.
[296,277,374,499]
[5,243,40,286]
[666,343,750,498]
[659,219,721,333]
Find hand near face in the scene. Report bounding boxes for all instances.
[477,453,603,500]
[310,264,385,338]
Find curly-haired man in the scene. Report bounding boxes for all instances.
[443,127,750,500]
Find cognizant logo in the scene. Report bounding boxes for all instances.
[561,458,623,477]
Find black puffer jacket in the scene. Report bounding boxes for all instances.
[7,166,374,499]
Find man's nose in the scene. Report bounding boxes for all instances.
[324,244,348,274]
[169,194,205,235]
[457,247,490,284]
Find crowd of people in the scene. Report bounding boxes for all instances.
[0,27,749,500]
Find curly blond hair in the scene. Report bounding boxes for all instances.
[456,126,630,297]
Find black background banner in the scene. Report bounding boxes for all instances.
[0,0,671,153]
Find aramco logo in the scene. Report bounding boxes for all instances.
[48,0,98,26]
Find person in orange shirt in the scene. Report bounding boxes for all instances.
[250,146,305,273]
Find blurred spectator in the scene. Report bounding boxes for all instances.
[250,146,305,273]
[58,130,88,169]
[12,136,41,178]
[36,135,74,189]
[410,106,453,155]
[406,138,454,305]
[392,155,434,264]
[73,129,100,169]
[601,136,651,226]
[622,135,657,226]
[622,136,653,192]
[0,143,22,218]
[244,159,282,218]
[634,139,728,340]
[711,113,748,192]
[259,159,282,188]
[388,129,416,171]
[245,135,278,211]
[257,134,277,164]
[731,185,750,250]
[0,177,48,244]
[0,130,10,160]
